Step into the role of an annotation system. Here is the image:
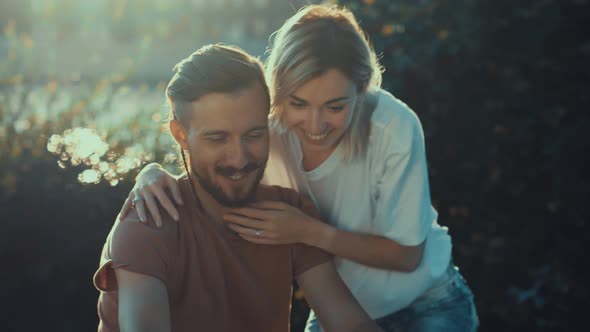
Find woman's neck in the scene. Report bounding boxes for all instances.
[301,145,337,172]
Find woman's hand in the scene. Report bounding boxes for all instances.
[223,201,315,245]
[119,163,183,227]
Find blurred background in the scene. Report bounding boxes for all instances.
[0,0,588,331]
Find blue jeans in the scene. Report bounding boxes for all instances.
[305,264,479,332]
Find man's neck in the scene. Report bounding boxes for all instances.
[188,173,230,224]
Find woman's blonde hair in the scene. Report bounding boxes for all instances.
[265,4,383,160]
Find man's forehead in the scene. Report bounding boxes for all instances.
[186,85,269,134]
[187,108,269,136]
[196,125,268,136]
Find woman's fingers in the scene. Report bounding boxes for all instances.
[134,197,148,224]
[227,223,279,243]
[142,192,163,227]
[167,177,184,206]
[119,195,133,220]
[224,213,268,230]
[227,223,259,236]
[250,200,287,210]
[152,186,179,222]
[227,207,274,220]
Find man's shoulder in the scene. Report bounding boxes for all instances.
[257,184,300,203]
[257,184,317,215]
[95,209,180,293]
[109,209,179,248]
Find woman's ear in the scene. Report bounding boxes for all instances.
[169,119,189,150]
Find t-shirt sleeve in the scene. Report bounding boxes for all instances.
[93,211,174,292]
[372,110,437,246]
[287,190,333,277]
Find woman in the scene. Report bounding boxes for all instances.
[120,5,478,331]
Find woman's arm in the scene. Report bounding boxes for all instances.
[296,261,383,332]
[119,163,182,227]
[224,201,424,272]
[305,217,424,272]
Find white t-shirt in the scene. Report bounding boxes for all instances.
[263,89,452,318]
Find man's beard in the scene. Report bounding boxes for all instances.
[192,161,266,207]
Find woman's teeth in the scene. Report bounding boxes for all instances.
[305,132,328,141]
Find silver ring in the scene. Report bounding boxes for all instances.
[133,196,143,203]
[255,229,262,237]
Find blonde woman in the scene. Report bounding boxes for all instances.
[120,5,478,331]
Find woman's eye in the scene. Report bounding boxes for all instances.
[246,132,264,140]
[329,106,345,112]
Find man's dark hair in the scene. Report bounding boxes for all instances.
[166,44,270,125]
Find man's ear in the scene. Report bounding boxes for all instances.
[169,119,189,150]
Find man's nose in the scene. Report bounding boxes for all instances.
[225,140,249,170]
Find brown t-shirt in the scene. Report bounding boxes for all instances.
[94,177,332,332]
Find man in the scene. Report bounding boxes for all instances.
[94,44,380,332]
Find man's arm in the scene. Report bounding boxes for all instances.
[296,261,383,332]
[115,268,171,332]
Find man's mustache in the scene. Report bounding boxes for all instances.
[214,162,261,177]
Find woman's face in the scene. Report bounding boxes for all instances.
[282,69,358,156]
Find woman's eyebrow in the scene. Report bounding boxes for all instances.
[289,94,349,104]
[324,96,349,104]
[289,94,307,103]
